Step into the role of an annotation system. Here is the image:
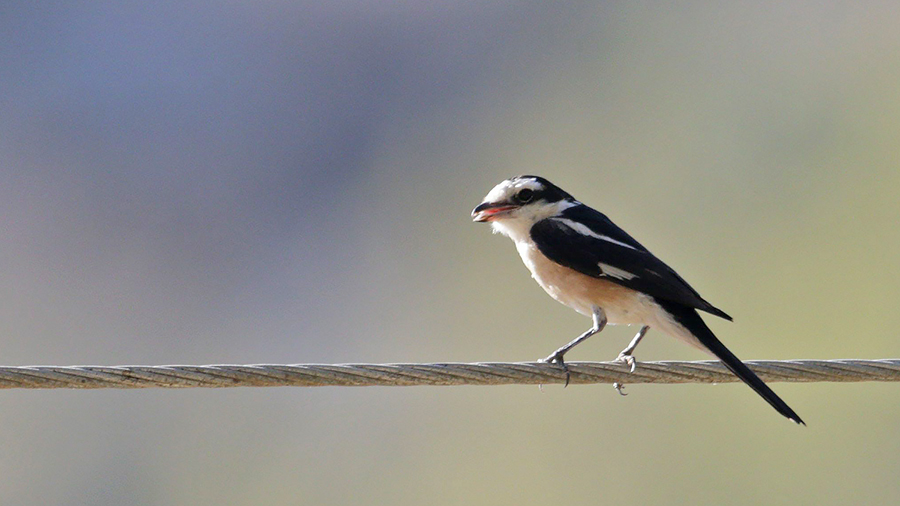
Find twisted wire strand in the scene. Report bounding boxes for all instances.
[0,359,896,389]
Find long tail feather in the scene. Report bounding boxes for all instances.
[659,301,805,425]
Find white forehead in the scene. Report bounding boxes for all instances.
[483,177,543,202]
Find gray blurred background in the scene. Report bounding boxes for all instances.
[2,1,899,504]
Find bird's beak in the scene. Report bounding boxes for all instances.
[472,201,517,222]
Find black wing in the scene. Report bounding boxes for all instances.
[530,205,732,320]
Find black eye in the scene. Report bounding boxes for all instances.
[516,189,535,203]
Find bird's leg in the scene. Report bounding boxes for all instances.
[615,325,649,373]
[541,306,607,387]
[612,325,649,395]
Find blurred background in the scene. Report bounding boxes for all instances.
[2,1,899,504]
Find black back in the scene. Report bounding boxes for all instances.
[530,203,732,321]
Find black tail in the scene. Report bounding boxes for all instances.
[660,301,805,425]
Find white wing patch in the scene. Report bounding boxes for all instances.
[554,218,638,250]
[598,262,639,280]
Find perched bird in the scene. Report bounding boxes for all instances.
[472,175,803,424]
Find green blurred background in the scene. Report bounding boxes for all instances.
[2,1,900,504]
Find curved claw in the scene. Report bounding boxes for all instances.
[613,382,628,396]
[539,353,570,387]
[615,352,637,373]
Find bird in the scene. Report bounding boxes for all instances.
[471,175,804,424]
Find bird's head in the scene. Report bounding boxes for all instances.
[472,175,577,240]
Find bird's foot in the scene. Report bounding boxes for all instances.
[539,352,570,387]
[614,351,637,373]
[613,352,636,396]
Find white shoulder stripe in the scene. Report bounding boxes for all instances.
[554,218,639,250]
[555,200,582,212]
